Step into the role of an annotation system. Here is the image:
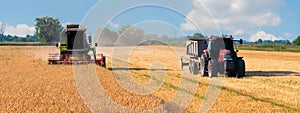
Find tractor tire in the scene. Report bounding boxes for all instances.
[226,71,236,77]
[208,59,218,78]
[200,55,208,77]
[102,56,106,68]
[192,61,199,75]
[236,59,245,78]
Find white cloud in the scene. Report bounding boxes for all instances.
[282,32,292,37]
[62,22,73,27]
[107,21,119,28]
[4,24,35,37]
[249,31,282,42]
[181,0,283,35]
[234,29,244,35]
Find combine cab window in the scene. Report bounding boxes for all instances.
[67,31,85,49]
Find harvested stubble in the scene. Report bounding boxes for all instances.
[0,46,299,113]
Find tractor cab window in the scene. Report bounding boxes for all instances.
[223,38,234,51]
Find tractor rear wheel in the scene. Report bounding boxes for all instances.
[226,71,236,77]
[236,59,245,78]
[208,59,218,78]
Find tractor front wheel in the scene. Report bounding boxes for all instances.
[236,59,245,78]
[200,55,208,77]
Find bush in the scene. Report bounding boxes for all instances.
[293,36,300,46]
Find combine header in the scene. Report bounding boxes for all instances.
[48,24,106,68]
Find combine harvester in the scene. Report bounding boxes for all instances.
[180,35,245,78]
[48,24,106,68]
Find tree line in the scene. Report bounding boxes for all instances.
[0,34,38,42]
[1,16,300,46]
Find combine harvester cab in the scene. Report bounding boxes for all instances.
[48,24,106,68]
[180,35,245,78]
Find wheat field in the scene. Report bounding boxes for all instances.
[0,46,299,112]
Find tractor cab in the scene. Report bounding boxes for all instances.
[208,35,242,62]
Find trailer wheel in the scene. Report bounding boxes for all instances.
[180,58,184,70]
[208,59,218,78]
[192,61,199,75]
[200,55,208,76]
[189,60,193,74]
[236,59,245,78]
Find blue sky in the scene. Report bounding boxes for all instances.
[0,0,299,41]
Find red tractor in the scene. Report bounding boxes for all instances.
[180,35,245,78]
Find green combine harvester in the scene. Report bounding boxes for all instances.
[48,24,106,68]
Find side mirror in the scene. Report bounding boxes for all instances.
[240,39,243,44]
[95,43,98,47]
[56,42,60,48]
[88,36,92,44]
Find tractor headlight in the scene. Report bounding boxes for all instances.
[223,54,232,61]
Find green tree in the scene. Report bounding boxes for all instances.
[118,24,134,35]
[188,33,205,39]
[257,39,263,44]
[34,16,63,43]
[95,27,118,46]
[193,33,205,39]
[286,40,292,45]
[118,25,145,46]
[0,23,5,42]
[293,36,300,46]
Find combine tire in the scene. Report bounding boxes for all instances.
[200,55,208,76]
[208,60,218,78]
[236,59,245,78]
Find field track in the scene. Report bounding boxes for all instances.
[0,46,299,112]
